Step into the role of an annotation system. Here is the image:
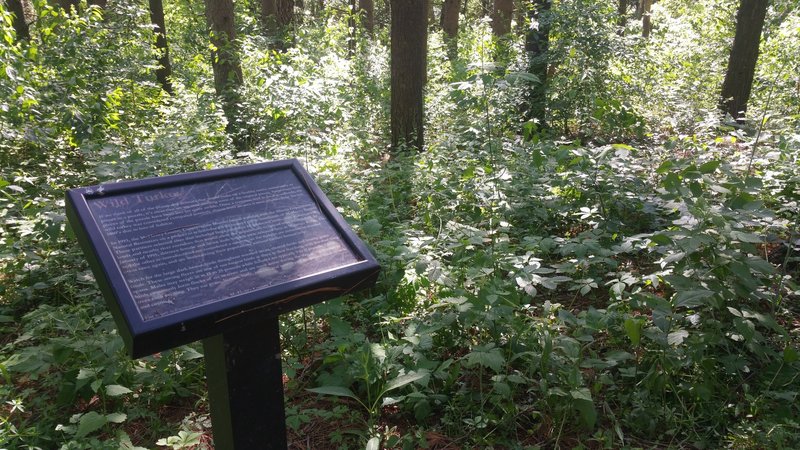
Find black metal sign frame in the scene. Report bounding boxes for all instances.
[66,159,380,358]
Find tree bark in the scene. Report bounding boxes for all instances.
[390,0,427,151]
[441,0,460,38]
[204,0,243,144]
[348,0,356,56]
[617,0,627,32]
[6,0,30,41]
[525,0,551,127]
[260,0,277,35]
[719,0,768,122]
[276,0,294,26]
[641,0,652,38]
[148,0,173,94]
[359,0,375,34]
[491,0,513,37]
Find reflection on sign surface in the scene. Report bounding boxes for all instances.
[87,169,360,322]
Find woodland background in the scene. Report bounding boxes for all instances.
[1,0,799,448]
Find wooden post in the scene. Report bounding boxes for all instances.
[203,316,287,450]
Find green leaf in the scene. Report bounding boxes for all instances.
[306,385,358,400]
[570,387,592,402]
[745,257,775,274]
[672,289,713,308]
[571,388,596,429]
[361,219,382,236]
[667,329,689,346]
[784,346,799,363]
[366,436,381,450]
[650,233,673,246]
[698,160,720,174]
[465,346,505,372]
[623,318,643,347]
[384,370,429,393]
[730,231,762,243]
[106,412,127,423]
[75,411,106,438]
[105,384,132,397]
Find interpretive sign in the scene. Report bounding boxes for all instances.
[66,159,380,358]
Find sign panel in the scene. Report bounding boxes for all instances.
[66,160,380,357]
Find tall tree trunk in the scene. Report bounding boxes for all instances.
[348,0,357,56]
[525,0,551,127]
[359,0,375,34]
[491,0,513,37]
[390,0,427,151]
[641,0,652,38]
[148,0,173,94]
[441,0,459,38]
[617,0,627,32]
[276,0,294,26]
[6,0,30,41]
[260,0,277,35]
[719,0,768,122]
[204,0,243,145]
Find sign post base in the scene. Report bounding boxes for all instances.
[203,316,287,450]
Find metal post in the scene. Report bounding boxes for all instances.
[202,316,287,449]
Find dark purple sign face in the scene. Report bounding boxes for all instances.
[66,160,380,358]
[85,168,360,322]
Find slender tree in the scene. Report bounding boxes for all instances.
[390,0,427,151]
[617,0,627,32]
[358,0,375,34]
[440,0,460,39]
[276,0,294,27]
[525,0,551,127]
[204,0,243,144]
[491,0,513,37]
[260,0,278,35]
[347,0,357,56]
[719,0,768,122]
[6,0,30,41]
[641,0,652,38]
[148,0,173,94]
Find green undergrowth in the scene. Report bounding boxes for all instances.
[2,0,799,449]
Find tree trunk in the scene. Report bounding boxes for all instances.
[719,0,768,122]
[204,0,243,144]
[390,0,427,151]
[441,0,459,38]
[348,0,356,56]
[525,0,551,127]
[6,0,30,41]
[617,0,627,32]
[359,0,375,34]
[491,0,512,37]
[260,0,277,35]
[276,0,294,26]
[148,0,173,94]
[641,0,652,38]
